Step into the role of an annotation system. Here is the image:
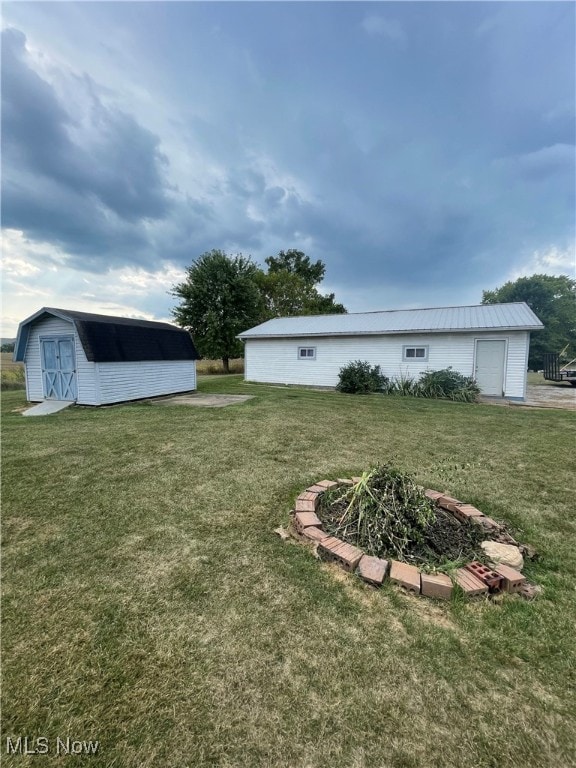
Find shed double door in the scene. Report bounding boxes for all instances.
[41,337,77,400]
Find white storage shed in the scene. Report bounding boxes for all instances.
[13,307,199,405]
[238,303,544,400]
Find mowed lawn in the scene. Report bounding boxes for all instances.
[2,377,575,768]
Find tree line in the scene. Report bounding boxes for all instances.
[481,274,575,370]
[171,250,575,373]
[172,249,346,371]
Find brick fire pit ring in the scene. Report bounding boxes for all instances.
[287,478,538,601]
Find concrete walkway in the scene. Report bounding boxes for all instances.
[22,400,74,417]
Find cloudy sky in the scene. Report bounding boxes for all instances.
[2,1,575,335]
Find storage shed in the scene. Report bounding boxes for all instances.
[238,302,544,400]
[13,307,200,405]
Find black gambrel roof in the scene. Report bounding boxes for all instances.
[14,308,200,363]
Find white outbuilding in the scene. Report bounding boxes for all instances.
[13,307,199,405]
[238,302,544,400]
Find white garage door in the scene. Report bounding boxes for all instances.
[475,340,506,396]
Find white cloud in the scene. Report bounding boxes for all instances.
[361,15,405,42]
[0,228,186,335]
[508,244,576,281]
[475,15,500,39]
[544,100,575,124]
[2,228,68,271]
[1,254,41,278]
[113,265,185,296]
[493,144,575,180]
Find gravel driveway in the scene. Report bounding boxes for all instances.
[479,383,575,410]
[522,383,575,410]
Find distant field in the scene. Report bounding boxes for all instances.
[1,353,24,390]
[196,357,244,375]
[1,352,21,370]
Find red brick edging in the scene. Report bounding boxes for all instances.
[288,478,536,601]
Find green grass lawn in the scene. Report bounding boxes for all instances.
[2,379,575,767]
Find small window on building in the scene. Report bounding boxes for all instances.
[402,345,428,362]
[298,347,316,360]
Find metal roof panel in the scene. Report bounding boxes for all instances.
[238,303,544,339]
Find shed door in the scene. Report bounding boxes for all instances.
[475,340,506,396]
[41,337,77,400]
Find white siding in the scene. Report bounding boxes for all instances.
[23,315,197,405]
[23,316,100,404]
[96,360,196,404]
[245,331,529,399]
[499,332,529,400]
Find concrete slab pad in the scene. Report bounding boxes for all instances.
[151,393,254,408]
[480,385,575,411]
[521,384,575,411]
[22,400,74,417]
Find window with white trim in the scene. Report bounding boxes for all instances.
[298,347,316,360]
[402,345,429,362]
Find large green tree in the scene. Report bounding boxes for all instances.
[172,250,264,372]
[482,274,576,369]
[265,249,326,285]
[258,249,346,318]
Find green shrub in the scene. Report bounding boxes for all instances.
[417,368,480,402]
[336,360,389,394]
[380,367,480,402]
[336,363,479,401]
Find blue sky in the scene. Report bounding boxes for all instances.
[2,1,575,335]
